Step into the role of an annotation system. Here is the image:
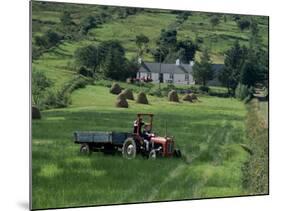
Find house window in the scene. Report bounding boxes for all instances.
[169,73,174,79]
[185,74,189,81]
[147,73,152,79]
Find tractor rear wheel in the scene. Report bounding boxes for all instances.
[80,144,91,155]
[122,138,136,159]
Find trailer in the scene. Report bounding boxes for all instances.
[74,131,131,154]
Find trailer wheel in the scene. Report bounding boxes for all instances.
[80,144,91,155]
[122,138,136,159]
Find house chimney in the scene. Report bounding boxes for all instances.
[176,59,181,66]
[189,61,194,66]
[138,57,142,64]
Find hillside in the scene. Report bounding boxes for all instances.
[32,1,268,89]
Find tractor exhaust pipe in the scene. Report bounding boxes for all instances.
[165,121,167,137]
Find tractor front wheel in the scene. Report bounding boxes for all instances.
[149,150,157,160]
[122,138,136,159]
[173,149,182,158]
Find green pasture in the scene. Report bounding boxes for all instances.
[31,2,268,209]
[32,85,249,209]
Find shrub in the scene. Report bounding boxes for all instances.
[80,15,98,35]
[148,89,163,97]
[235,83,253,101]
[43,90,71,109]
[168,90,179,102]
[78,66,92,77]
[237,19,251,31]
[195,36,204,44]
[199,86,209,93]
[35,30,62,49]
[242,99,268,194]
[187,86,200,94]
[32,70,53,106]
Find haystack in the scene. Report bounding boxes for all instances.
[182,94,193,102]
[189,93,198,100]
[32,106,41,119]
[168,90,179,102]
[117,92,126,100]
[115,93,128,108]
[136,92,149,104]
[110,83,122,95]
[182,93,198,102]
[121,89,134,100]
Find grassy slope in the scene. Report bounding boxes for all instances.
[32,85,249,209]
[91,11,176,61]
[32,2,268,90]
[178,13,268,63]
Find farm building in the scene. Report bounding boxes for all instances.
[137,59,224,86]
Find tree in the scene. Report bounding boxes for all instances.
[210,15,220,29]
[98,40,126,64]
[32,70,53,105]
[45,30,62,47]
[102,48,125,80]
[158,28,177,49]
[176,11,192,24]
[151,47,168,63]
[74,45,99,76]
[223,15,227,23]
[60,11,73,26]
[240,59,260,87]
[192,49,213,86]
[117,7,139,19]
[98,40,133,81]
[237,19,251,31]
[102,47,134,81]
[80,16,98,35]
[176,39,197,63]
[247,19,268,86]
[219,41,248,94]
[135,34,149,57]
[34,30,62,49]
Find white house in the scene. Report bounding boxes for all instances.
[137,59,224,86]
[137,59,195,85]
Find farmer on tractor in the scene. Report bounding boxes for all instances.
[133,117,144,134]
[143,124,153,151]
[133,114,155,152]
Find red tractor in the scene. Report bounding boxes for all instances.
[74,113,181,159]
[122,113,181,159]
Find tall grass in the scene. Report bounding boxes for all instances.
[32,85,249,209]
[242,98,268,194]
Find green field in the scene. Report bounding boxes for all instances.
[31,1,268,209]
[32,85,250,209]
